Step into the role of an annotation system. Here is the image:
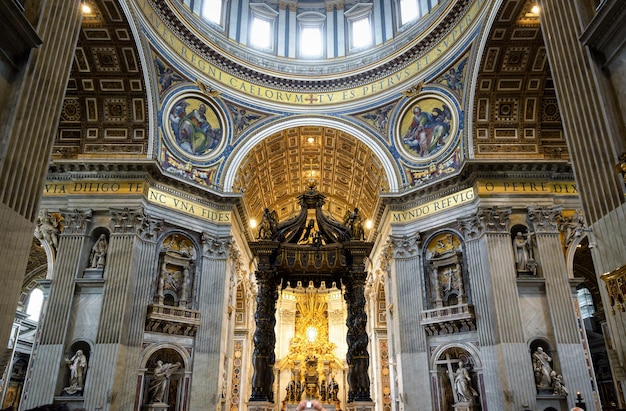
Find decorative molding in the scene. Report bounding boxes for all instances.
[556,209,587,249]
[457,214,482,240]
[110,207,142,234]
[59,209,93,235]
[528,205,561,233]
[476,206,511,234]
[202,233,232,258]
[388,234,421,259]
[601,264,626,315]
[137,212,163,242]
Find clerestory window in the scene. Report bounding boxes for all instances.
[345,3,373,51]
[201,0,223,25]
[249,3,278,52]
[298,12,326,58]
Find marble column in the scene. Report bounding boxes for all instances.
[249,269,280,403]
[189,233,231,409]
[22,209,92,408]
[386,234,430,410]
[344,270,370,403]
[528,206,594,408]
[0,0,82,369]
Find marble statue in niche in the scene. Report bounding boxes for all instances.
[63,349,88,395]
[425,233,465,308]
[511,227,537,276]
[89,234,108,269]
[435,348,481,411]
[156,234,196,308]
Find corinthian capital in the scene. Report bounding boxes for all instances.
[110,207,142,234]
[202,233,232,258]
[457,214,483,240]
[60,209,92,235]
[528,206,562,233]
[477,206,511,234]
[388,233,421,258]
[137,212,163,242]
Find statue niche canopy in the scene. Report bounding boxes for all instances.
[248,181,374,407]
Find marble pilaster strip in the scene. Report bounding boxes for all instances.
[0,205,34,370]
[336,5,346,57]
[485,233,524,343]
[189,234,231,407]
[83,343,119,411]
[557,343,596,410]
[389,234,426,353]
[396,351,431,411]
[534,232,579,343]
[20,344,65,408]
[458,215,495,345]
[277,5,287,57]
[39,233,83,345]
[288,5,297,58]
[95,233,135,344]
[79,209,150,409]
[326,5,336,58]
[529,206,580,343]
[0,1,82,220]
[496,343,537,409]
[540,1,624,224]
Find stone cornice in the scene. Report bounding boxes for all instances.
[381,161,573,208]
[46,160,242,206]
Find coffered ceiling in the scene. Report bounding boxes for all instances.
[233,126,389,229]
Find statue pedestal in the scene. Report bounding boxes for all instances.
[346,401,375,411]
[143,403,169,411]
[536,394,567,411]
[83,267,103,278]
[248,401,274,411]
[453,402,475,411]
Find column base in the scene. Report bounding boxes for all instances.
[346,401,374,411]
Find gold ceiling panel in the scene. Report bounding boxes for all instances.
[473,0,567,160]
[235,127,389,230]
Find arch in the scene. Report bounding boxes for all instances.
[140,343,192,371]
[565,232,589,279]
[430,342,482,370]
[222,116,402,193]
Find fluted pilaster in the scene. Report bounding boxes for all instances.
[458,215,493,345]
[388,234,425,352]
[529,206,594,407]
[475,207,536,407]
[189,233,231,408]
[386,234,431,409]
[540,3,626,387]
[0,1,81,359]
[23,209,91,407]
[85,208,145,411]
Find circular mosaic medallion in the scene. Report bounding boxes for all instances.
[163,92,225,161]
[396,93,459,162]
